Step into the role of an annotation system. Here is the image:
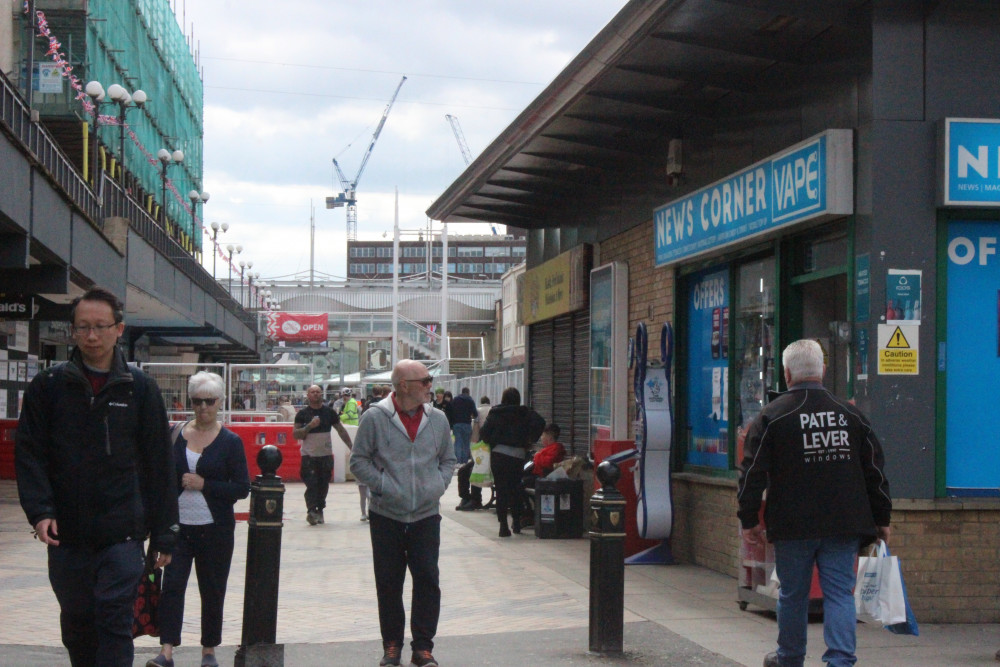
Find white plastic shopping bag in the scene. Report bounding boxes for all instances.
[854,539,906,626]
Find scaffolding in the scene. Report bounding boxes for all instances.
[17,0,204,249]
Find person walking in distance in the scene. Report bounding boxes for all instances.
[449,387,478,466]
[738,339,892,667]
[293,384,353,525]
[15,286,178,667]
[350,360,455,667]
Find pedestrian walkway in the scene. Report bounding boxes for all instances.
[0,478,996,665]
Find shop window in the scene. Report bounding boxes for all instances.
[683,265,730,469]
[734,257,776,461]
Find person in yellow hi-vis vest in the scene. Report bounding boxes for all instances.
[341,389,360,426]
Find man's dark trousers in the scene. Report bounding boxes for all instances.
[369,512,441,652]
[300,454,334,512]
[48,539,145,667]
[457,459,483,505]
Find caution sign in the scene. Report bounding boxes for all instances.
[877,324,918,375]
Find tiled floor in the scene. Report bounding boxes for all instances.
[2,479,998,666]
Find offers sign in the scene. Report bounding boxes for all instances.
[266,313,328,342]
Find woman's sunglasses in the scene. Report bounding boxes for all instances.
[191,397,218,407]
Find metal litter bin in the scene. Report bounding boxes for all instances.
[535,478,584,538]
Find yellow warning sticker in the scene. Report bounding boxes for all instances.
[877,324,918,375]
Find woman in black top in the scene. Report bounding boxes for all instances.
[480,387,545,537]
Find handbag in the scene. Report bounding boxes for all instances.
[855,539,912,630]
[132,545,163,638]
[469,440,493,487]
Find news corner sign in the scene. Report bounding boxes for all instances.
[940,118,1000,207]
[654,129,854,267]
[265,313,328,343]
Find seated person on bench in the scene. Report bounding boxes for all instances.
[521,423,566,530]
[523,423,565,490]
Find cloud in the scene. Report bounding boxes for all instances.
[184,0,628,279]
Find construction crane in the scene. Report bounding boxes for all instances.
[444,114,497,235]
[445,114,472,166]
[327,75,407,241]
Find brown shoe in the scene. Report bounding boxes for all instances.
[380,641,402,666]
[763,652,780,667]
[410,649,439,667]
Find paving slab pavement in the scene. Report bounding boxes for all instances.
[1,478,998,666]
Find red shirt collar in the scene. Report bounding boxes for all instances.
[392,394,423,441]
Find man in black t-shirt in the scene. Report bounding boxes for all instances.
[293,385,353,525]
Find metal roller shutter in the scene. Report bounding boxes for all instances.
[551,315,575,445]
[529,319,553,423]
[571,311,590,456]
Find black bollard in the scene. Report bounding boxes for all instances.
[235,445,286,667]
[588,460,626,655]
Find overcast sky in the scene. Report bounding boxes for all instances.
[176,0,628,283]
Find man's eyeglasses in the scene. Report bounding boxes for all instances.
[191,397,218,407]
[409,376,433,385]
[71,323,119,336]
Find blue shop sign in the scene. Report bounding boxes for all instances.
[654,129,853,266]
[941,118,1000,206]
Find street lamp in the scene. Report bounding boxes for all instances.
[157,147,184,231]
[85,81,148,185]
[107,84,146,179]
[248,271,260,309]
[188,189,210,238]
[209,221,229,280]
[238,259,253,307]
[226,243,243,295]
[83,81,106,187]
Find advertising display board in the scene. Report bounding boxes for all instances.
[945,220,1000,494]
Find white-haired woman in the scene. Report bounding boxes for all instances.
[149,372,250,667]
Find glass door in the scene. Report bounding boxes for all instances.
[734,257,776,462]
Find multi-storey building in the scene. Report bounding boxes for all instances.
[346,234,526,281]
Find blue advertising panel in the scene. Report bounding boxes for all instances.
[946,220,1000,494]
[654,129,853,266]
[685,266,729,468]
[942,119,1000,206]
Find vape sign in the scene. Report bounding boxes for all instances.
[265,313,328,342]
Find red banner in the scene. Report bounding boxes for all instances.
[266,313,328,342]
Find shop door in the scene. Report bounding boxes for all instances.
[793,275,849,397]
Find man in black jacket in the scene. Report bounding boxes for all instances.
[16,287,178,667]
[738,339,891,667]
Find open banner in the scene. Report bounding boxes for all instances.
[265,313,328,342]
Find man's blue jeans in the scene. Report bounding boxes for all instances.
[453,422,472,463]
[773,536,860,667]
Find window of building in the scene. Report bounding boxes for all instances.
[457,247,483,257]
[402,247,427,258]
[485,246,510,257]
[377,247,393,257]
[377,263,394,273]
[512,246,526,257]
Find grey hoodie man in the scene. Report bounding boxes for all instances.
[350,389,455,523]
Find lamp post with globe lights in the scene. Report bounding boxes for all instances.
[209,222,229,279]
[157,148,184,230]
[226,243,243,295]
[85,81,148,186]
[188,190,210,242]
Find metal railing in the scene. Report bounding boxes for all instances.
[0,69,100,224]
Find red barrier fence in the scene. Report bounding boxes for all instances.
[0,420,362,484]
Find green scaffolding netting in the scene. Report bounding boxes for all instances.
[19,0,204,249]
